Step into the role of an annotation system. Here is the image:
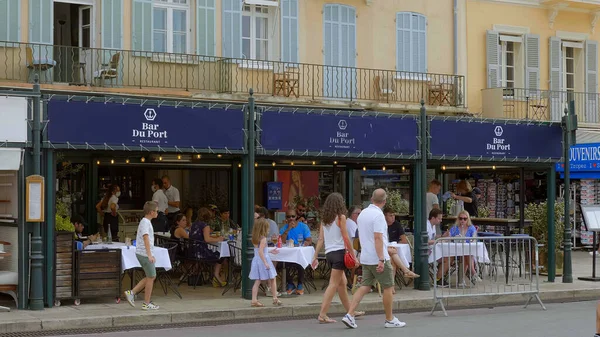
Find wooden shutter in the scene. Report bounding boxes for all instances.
[29,0,52,44]
[102,0,123,49]
[486,30,499,88]
[222,0,242,58]
[524,34,540,91]
[281,0,299,63]
[197,0,216,56]
[549,37,563,121]
[0,0,20,42]
[131,0,152,51]
[585,40,598,123]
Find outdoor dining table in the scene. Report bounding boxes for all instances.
[388,242,412,267]
[430,241,490,284]
[268,246,315,294]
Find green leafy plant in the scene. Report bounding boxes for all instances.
[523,199,565,252]
[55,155,83,234]
[387,190,409,215]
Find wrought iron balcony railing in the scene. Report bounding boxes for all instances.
[0,41,465,107]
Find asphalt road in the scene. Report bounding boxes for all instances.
[58,300,597,337]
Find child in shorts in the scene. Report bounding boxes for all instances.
[123,201,159,310]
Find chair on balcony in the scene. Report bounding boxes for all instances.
[428,78,455,106]
[273,66,300,98]
[93,52,120,87]
[26,46,56,84]
[374,74,397,102]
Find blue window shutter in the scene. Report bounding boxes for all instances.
[197,0,216,56]
[102,0,123,49]
[281,0,298,63]
[396,12,410,72]
[0,0,19,42]
[132,0,152,51]
[417,14,427,73]
[222,0,242,58]
[29,0,53,44]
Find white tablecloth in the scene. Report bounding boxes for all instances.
[388,243,412,267]
[218,241,232,258]
[429,242,490,264]
[268,246,315,269]
[84,242,172,273]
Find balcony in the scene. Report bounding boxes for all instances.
[0,41,465,112]
[481,87,600,124]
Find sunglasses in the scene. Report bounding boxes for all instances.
[286,215,297,219]
[458,217,468,221]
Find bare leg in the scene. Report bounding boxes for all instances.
[132,277,148,295]
[252,280,261,302]
[270,278,279,299]
[382,286,394,321]
[347,286,370,316]
[337,272,351,312]
[320,269,343,318]
[143,277,155,304]
[596,300,600,335]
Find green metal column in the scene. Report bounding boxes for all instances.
[231,165,240,224]
[29,76,44,310]
[417,100,430,291]
[17,153,28,309]
[44,150,55,307]
[241,90,256,299]
[546,165,556,282]
[412,162,422,290]
[345,167,353,205]
[562,102,576,283]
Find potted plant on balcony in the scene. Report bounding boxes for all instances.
[523,199,565,276]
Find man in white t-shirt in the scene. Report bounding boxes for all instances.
[151,178,169,232]
[346,205,361,246]
[342,189,406,329]
[162,175,181,227]
[123,201,159,310]
[427,179,442,235]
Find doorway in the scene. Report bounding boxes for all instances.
[53,1,95,85]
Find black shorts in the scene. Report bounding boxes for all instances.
[326,249,346,270]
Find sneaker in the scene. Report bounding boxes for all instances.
[142,302,159,310]
[590,251,599,256]
[295,284,304,295]
[435,279,450,288]
[286,284,296,295]
[124,290,135,307]
[384,317,406,328]
[342,314,357,329]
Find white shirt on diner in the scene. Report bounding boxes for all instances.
[357,204,390,265]
[426,220,436,242]
[152,189,169,213]
[346,218,358,239]
[164,185,181,213]
[136,217,154,257]
[103,195,119,213]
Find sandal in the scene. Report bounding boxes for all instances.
[273,298,282,306]
[318,315,336,324]
[355,311,365,317]
[404,271,420,278]
[251,301,264,307]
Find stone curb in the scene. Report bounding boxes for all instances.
[1,288,598,334]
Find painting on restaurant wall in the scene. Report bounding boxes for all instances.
[275,170,320,211]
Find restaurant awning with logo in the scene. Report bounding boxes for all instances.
[45,96,246,154]
[257,107,419,160]
[429,117,563,163]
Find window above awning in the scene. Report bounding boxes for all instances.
[244,0,278,6]
[0,149,22,171]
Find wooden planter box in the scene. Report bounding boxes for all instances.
[74,249,122,303]
[54,231,75,305]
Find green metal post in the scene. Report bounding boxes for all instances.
[44,150,55,307]
[547,165,556,282]
[412,162,422,290]
[241,90,256,299]
[231,166,240,224]
[562,102,575,283]
[418,101,430,290]
[29,76,44,310]
[17,154,27,309]
[345,167,353,205]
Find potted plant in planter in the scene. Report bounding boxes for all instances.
[386,190,410,230]
[523,199,565,276]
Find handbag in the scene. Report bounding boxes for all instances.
[337,218,358,269]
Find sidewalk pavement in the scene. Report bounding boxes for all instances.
[1,250,600,334]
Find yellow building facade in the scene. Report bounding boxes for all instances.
[467,0,600,125]
[0,0,465,113]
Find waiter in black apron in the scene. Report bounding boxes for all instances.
[162,175,181,230]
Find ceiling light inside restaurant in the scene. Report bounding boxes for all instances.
[218,154,222,158]
[141,157,146,163]
[255,162,258,167]
[197,154,201,159]
[312,161,316,165]
[96,160,100,165]
[466,165,470,170]
[382,165,386,171]
[110,159,114,164]
[442,165,446,170]
[126,159,130,164]
[238,163,242,168]
[177,154,182,160]
[333,161,338,165]
[291,161,294,166]
[363,166,366,171]
[272,162,276,167]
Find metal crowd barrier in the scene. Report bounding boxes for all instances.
[430,235,546,316]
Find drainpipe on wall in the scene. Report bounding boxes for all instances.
[453,0,458,75]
